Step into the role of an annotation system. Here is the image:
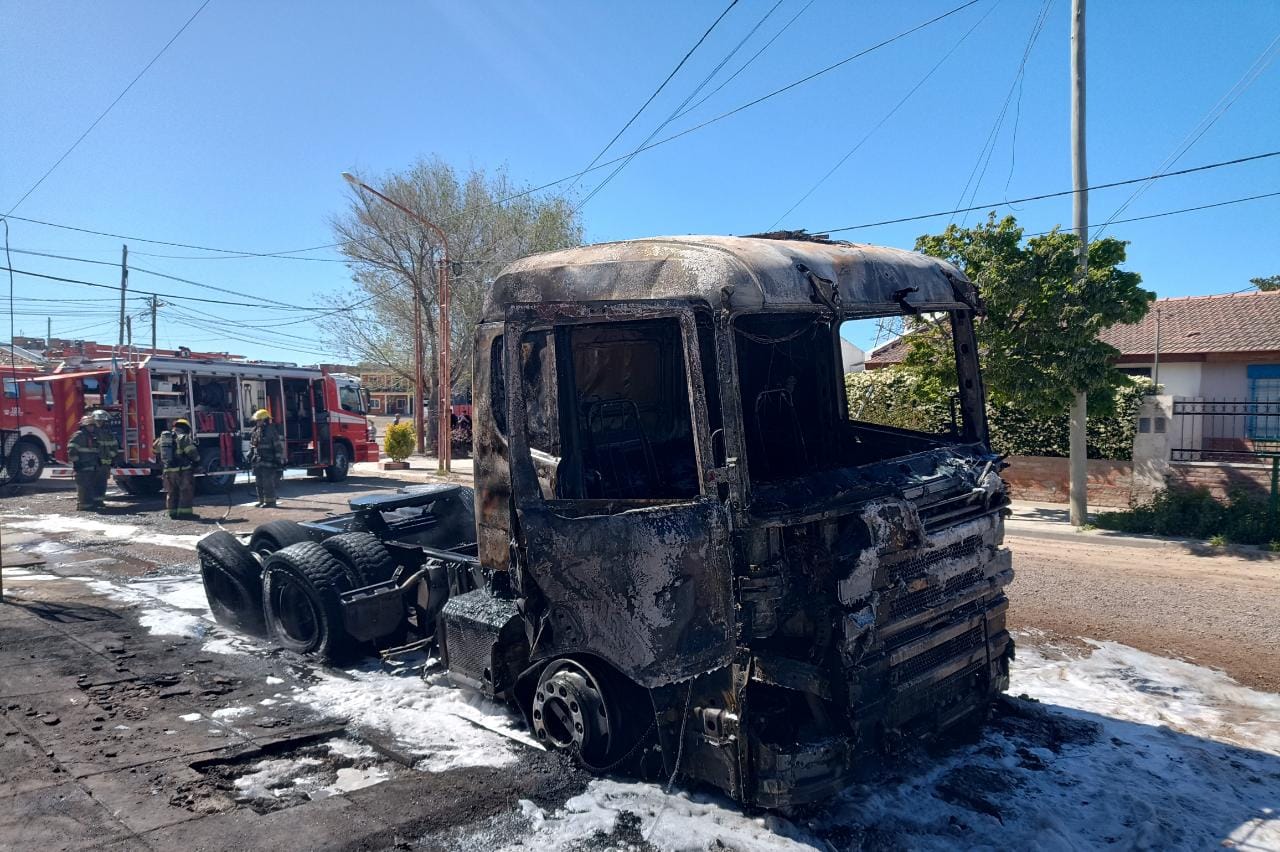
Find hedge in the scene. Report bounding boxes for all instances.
[844,369,1152,461]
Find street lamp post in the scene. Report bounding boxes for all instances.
[341,173,452,473]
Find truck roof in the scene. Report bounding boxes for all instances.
[483,234,979,321]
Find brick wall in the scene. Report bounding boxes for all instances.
[1168,461,1274,500]
[1001,455,1135,508]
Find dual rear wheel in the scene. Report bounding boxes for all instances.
[200,524,402,658]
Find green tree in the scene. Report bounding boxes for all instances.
[1250,275,1280,292]
[909,214,1153,417]
[325,156,583,399]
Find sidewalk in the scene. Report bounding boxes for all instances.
[1004,499,1280,558]
[350,455,472,485]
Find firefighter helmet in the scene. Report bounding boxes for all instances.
[91,409,109,422]
[173,418,192,429]
[253,409,272,421]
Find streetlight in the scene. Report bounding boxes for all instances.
[341,172,452,473]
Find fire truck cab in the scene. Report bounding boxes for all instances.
[2,356,379,492]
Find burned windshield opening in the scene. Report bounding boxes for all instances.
[734,313,840,482]
[736,311,971,484]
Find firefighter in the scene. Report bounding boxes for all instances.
[156,419,201,519]
[249,408,286,508]
[91,410,120,506]
[67,414,104,511]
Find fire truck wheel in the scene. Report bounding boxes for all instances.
[196,447,237,495]
[249,520,314,560]
[8,439,45,483]
[321,532,398,586]
[198,531,266,636]
[115,474,163,497]
[324,443,351,482]
[261,542,355,658]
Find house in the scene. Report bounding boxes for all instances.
[839,338,865,374]
[1101,290,1280,403]
[866,290,1280,403]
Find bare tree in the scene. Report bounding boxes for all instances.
[325,157,583,400]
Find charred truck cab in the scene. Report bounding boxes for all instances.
[450,234,1013,807]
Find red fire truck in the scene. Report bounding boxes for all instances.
[2,356,379,492]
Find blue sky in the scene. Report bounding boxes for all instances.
[2,0,1278,362]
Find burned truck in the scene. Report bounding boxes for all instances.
[199,234,1013,809]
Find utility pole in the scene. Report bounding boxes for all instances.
[149,295,161,354]
[437,257,452,475]
[1068,0,1088,526]
[117,244,129,351]
[46,316,51,348]
[126,316,132,350]
[340,172,451,469]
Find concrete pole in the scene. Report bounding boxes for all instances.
[1069,0,1089,525]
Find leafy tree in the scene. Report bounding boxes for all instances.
[325,156,582,401]
[909,214,1153,417]
[1250,275,1280,292]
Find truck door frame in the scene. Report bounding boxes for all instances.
[502,301,735,688]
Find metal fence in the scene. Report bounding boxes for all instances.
[1169,399,1280,463]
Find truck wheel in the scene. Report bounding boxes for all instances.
[321,532,398,586]
[324,443,351,482]
[8,439,45,483]
[197,447,237,495]
[531,658,643,770]
[261,542,354,658]
[249,520,314,559]
[197,531,266,635]
[115,474,163,497]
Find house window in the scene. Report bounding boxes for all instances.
[1246,365,1280,441]
[1118,366,1152,378]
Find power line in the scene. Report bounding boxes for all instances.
[1095,29,1280,237]
[3,246,349,312]
[1022,188,1280,237]
[574,0,741,191]
[768,0,999,229]
[951,0,1054,225]
[669,0,819,123]
[0,265,326,309]
[576,0,781,210]
[814,148,1280,233]
[3,0,985,262]
[3,0,213,216]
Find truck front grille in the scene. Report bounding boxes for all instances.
[885,535,984,583]
[892,625,985,685]
[889,567,985,620]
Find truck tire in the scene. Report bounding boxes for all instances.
[261,542,355,658]
[249,520,314,559]
[324,442,351,482]
[197,446,237,495]
[115,473,164,497]
[321,532,398,587]
[8,439,45,483]
[197,531,266,635]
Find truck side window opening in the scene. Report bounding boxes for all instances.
[2,378,15,399]
[338,385,364,413]
[520,317,699,503]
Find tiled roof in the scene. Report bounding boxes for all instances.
[1100,290,1280,356]
[865,290,1280,366]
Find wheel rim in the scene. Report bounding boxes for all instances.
[17,448,40,478]
[271,573,319,645]
[532,660,613,762]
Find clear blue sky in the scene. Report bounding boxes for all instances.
[2,0,1278,362]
